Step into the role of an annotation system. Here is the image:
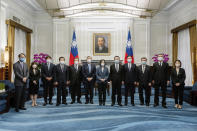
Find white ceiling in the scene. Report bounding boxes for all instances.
[32,0,179,18]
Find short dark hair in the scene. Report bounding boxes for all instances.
[59,57,65,61]
[46,56,52,59]
[114,56,120,59]
[99,59,105,65]
[174,59,182,67]
[141,57,147,61]
[87,56,92,59]
[18,53,26,58]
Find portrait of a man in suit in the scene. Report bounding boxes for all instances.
[93,33,110,56]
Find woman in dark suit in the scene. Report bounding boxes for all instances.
[171,60,186,109]
[29,62,40,107]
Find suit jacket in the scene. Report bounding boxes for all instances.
[109,64,123,82]
[152,62,170,83]
[137,65,152,86]
[96,66,109,84]
[69,65,83,86]
[13,61,29,86]
[41,63,55,82]
[82,63,96,83]
[171,68,186,86]
[123,63,138,84]
[53,64,69,84]
[95,46,108,53]
[29,68,40,86]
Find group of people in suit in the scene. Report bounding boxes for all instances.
[13,53,186,112]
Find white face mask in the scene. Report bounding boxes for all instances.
[141,61,147,65]
[74,61,79,65]
[87,59,91,63]
[32,65,37,69]
[114,60,119,64]
[175,63,180,67]
[47,59,52,63]
[60,61,65,64]
[158,57,163,61]
[127,59,132,63]
[101,63,105,67]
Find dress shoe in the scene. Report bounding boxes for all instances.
[77,100,82,104]
[111,103,114,106]
[70,101,75,104]
[162,105,167,108]
[124,103,128,106]
[15,109,19,112]
[62,102,67,105]
[56,103,60,106]
[19,107,26,110]
[90,100,94,104]
[131,103,135,106]
[43,103,47,106]
[146,103,149,106]
[103,103,105,106]
[140,103,144,106]
[153,103,159,107]
[118,103,123,106]
[49,102,53,105]
[85,101,89,104]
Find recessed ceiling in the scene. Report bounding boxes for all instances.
[35,0,174,18]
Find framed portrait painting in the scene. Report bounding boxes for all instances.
[93,33,111,56]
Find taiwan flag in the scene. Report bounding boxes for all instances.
[124,30,134,64]
[69,30,79,65]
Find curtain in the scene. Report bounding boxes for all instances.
[14,28,26,63]
[189,25,197,82]
[172,32,178,64]
[178,29,193,86]
[12,29,26,80]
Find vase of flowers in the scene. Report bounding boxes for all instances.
[33,53,49,69]
[152,53,169,63]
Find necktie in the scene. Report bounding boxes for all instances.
[129,63,131,71]
[48,63,50,70]
[75,65,78,71]
[88,64,91,73]
[142,65,145,73]
[20,62,24,69]
[102,67,104,73]
[61,65,64,72]
[115,64,119,72]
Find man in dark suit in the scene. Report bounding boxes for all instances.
[13,53,29,112]
[82,56,96,104]
[95,37,108,53]
[69,58,83,104]
[152,54,170,108]
[109,56,123,106]
[54,57,70,106]
[41,56,55,106]
[123,56,138,106]
[137,57,152,106]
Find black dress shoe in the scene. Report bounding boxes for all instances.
[131,103,135,106]
[90,100,94,104]
[19,107,26,110]
[15,109,19,112]
[62,102,67,105]
[153,103,159,107]
[140,103,144,106]
[85,101,89,104]
[49,102,53,105]
[77,101,82,104]
[146,103,149,106]
[43,103,47,106]
[56,103,60,106]
[70,101,75,104]
[162,105,167,108]
[103,103,105,106]
[118,103,123,106]
[124,103,128,106]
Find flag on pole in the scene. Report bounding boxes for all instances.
[124,29,134,64]
[69,30,79,65]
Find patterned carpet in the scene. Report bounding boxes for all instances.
[0,92,197,131]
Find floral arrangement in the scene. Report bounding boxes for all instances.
[152,53,169,62]
[33,53,49,68]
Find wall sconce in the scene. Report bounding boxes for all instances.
[4,46,9,64]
